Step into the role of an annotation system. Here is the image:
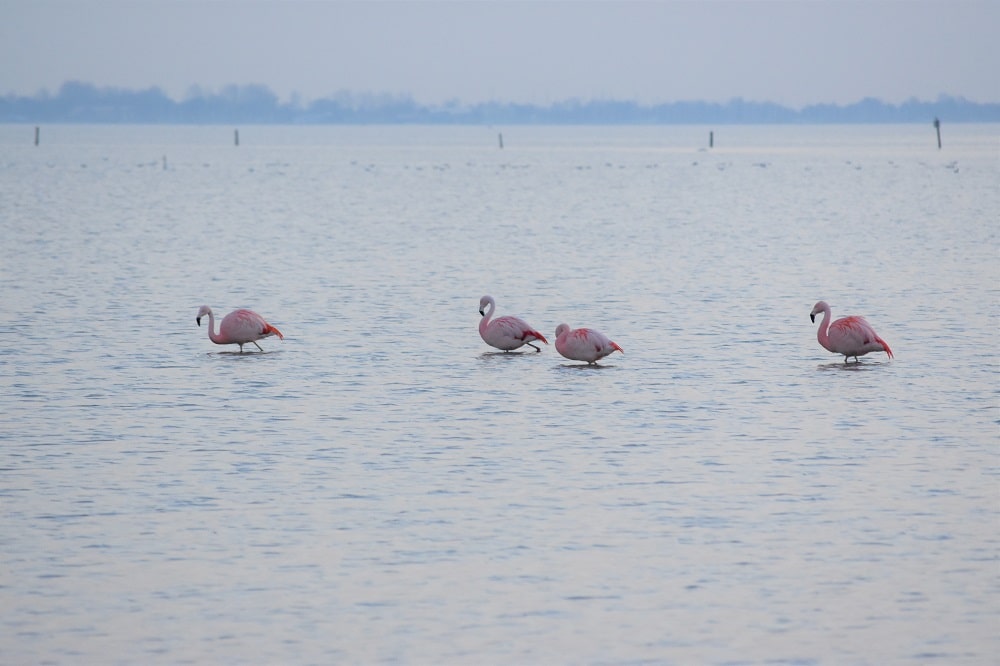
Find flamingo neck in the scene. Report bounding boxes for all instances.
[816,308,834,353]
[479,301,495,332]
[204,311,225,345]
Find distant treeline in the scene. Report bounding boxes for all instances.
[2,81,998,124]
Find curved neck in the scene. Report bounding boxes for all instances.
[816,308,833,352]
[204,310,224,344]
[479,300,494,334]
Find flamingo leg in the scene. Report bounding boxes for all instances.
[253,341,264,352]
[527,342,541,352]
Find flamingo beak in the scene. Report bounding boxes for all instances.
[810,313,816,323]
[479,309,485,317]
[197,316,202,326]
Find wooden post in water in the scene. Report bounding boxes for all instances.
[498,132,504,149]
[234,129,240,147]
[933,118,941,149]
[34,126,40,146]
[709,131,714,148]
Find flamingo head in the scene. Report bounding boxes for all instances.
[479,295,493,317]
[555,323,570,339]
[810,300,829,323]
[196,305,212,326]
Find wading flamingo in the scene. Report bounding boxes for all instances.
[810,300,893,363]
[478,295,548,352]
[197,305,284,353]
[555,323,623,364]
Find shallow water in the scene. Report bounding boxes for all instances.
[1,123,998,664]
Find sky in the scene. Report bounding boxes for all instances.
[1,0,997,108]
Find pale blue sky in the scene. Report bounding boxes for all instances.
[1,0,996,107]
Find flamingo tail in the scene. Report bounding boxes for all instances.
[876,335,893,359]
[529,330,549,345]
[264,324,284,340]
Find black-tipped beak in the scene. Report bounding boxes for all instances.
[479,309,485,317]
[810,313,816,323]
[197,316,202,326]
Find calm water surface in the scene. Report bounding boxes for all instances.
[1,124,998,664]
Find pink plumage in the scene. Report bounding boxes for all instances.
[554,323,623,364]
[810,300,893,362]
[478,295,548,352]
[197,305,284,353]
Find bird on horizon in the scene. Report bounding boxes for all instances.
[478,295,548,352]
[196,305,284,353]
[554,323,623,364]
[810,300,893,363]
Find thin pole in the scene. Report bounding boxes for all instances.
[34,126,40,146]
[709,131,714,148]
[498,132,504,149]
[234,129,240,147]
[933,118,941,149]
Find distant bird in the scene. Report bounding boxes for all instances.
[554,323,623,364]
[196,305,284,353]
[810,300,893,363]
[478,295,548,352]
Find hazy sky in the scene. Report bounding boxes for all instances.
[2,1,997,108]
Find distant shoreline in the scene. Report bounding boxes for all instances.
[2,82,998,125]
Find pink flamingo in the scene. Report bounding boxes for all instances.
[478,295,548,352]
[810,300,893,363]
[554,323,623,364]
[196,305,284,353]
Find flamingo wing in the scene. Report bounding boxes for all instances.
[828,316,891,358]
[580,328,623,357]
[220,309,282,344]
[557,327,622,362]
[490,315,548,346]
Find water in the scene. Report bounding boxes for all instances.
[1,123,998,664]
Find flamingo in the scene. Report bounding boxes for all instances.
[196,305,284,353]
[554,323,623,364]
[810,300,893,363]
[478,295,548,352]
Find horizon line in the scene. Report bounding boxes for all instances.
[4,81,999,110]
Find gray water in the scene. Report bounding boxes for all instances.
[1,123,998,664]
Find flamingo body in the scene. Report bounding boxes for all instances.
[810,300,892,362]
[197,305,284,352]
[554,323,623,364]
[478,295,548,352]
